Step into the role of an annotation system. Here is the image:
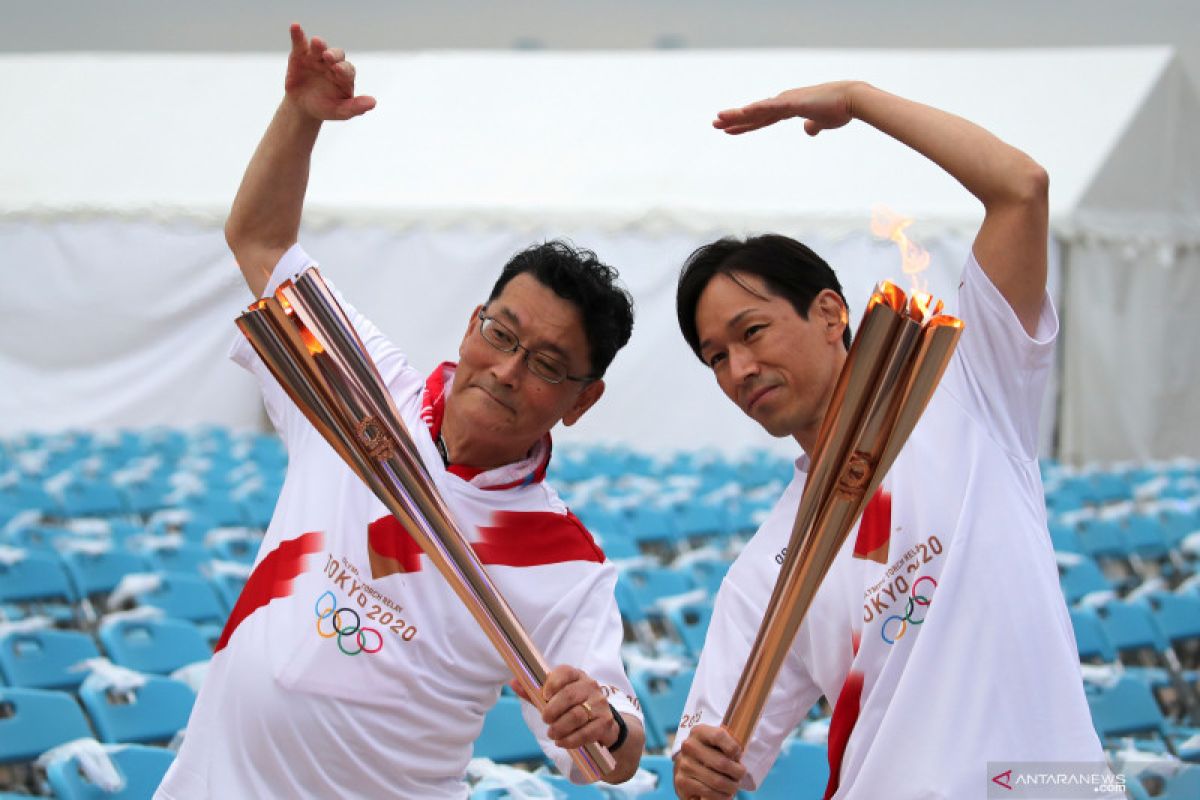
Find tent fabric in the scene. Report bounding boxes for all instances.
[1,47,1196,461]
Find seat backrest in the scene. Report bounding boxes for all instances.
[472,695,544,764]
[631,668,695,751]
[0,552,76,604]
[0,629,100,691]
[98,617,211,674]
[0,687,92,764]
[46,744,176,800]
[1069,608,1116,664]
[79,675,196,745]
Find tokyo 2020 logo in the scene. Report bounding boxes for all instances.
[880,575,937,645]
[315,590,384,656]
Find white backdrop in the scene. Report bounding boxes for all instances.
[1,46,1194,462]
[1,219,1010,458]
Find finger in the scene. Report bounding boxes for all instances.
[508,680,531,703]
[309,35,328,59]
[323,47,346,64]
[330,60,357,92]
[289,23,307,54]
[719,123,767,136]
[675,756,741,800]
[697,726,744,761]
[333,96,376,120]
[677,768,740,800]
[549,710,613,748]
[541,665,583,700]
[541,679,592,724]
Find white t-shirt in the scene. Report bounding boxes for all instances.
[157,245,641,800]
[672,254,1105,799]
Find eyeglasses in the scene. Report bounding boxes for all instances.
[476,309,595,385]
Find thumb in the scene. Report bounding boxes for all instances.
[509,679,531,702]
[338,95,377,119]
[804,119,822,137]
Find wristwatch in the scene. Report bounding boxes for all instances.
[607,703,628,752]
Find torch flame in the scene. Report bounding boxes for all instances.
[908,291,933,323]
[871,204,931,295]
[869,280,907,313]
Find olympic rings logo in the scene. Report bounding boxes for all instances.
[880,576,937,645]
[315,591,384,656]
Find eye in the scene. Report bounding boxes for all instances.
[707,352,727,369]
[530,353,567,382]
[744,323,767,340]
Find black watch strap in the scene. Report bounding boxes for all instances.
[606,702,628,753]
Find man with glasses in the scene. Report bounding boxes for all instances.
[156,24,643,800]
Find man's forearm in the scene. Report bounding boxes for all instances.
[846,82,1046,210]
[226,97,323,296]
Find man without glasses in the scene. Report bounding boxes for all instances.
[156,23,644,799]
[671,80,1106,799]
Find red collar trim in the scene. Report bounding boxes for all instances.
[420,362,552,491]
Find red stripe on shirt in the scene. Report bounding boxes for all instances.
[824,668,865,800]
[853,489,891,563]
[213,530,324,653]
[366,510,604,578]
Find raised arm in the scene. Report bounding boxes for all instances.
[715,81,1049,335]
[226,23,376,296]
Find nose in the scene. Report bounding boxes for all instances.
[490,346,526,386]
[727,344,760,385]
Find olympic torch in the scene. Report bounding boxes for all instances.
[236,267,616,780]
[721,280,963,747]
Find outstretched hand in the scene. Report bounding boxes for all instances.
[713,80,864,136]
[284,22,376,122]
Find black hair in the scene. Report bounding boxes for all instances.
[488,240,634,378]
[676,234,851,359]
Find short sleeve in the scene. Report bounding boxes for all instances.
[519,562,643,782]
[229,243,419,451]
[670,577,821,791]
[941,252,1058,460]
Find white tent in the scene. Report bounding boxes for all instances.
[2,47,1197,461]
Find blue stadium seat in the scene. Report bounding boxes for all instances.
[142,541,210,576]
[619,567,694,610]
[1086,676,1175,753]
[58,478,125,517]
[0,629,100,691]
[62,548,151,599]
[99,617,211,675]
[743,738,829,800]
[1058,554,1114,605]
[473,695,544,764]
[132,572,226,626]
[1069,608,1116,664]
[79,675,195,745]
[631,668,694,751]
[0,687,92,764]
[45,744,176,800]
[0,551,77,605]
[688,558,731,596]
[667,599,714,659]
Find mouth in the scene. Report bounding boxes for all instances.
[473,384,515,414]
[744,385,779,414]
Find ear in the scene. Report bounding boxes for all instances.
[562,379,605,427]
[459,304,484,358]
[811,290,848,345]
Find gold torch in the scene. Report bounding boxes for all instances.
[236,268,616,779]
[721,280,964,746]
